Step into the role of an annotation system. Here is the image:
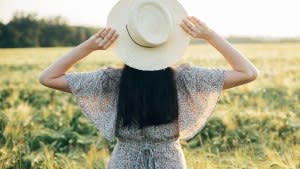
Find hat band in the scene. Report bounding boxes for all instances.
[126,24,155,49]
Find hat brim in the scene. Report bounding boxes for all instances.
[107,0,191,71]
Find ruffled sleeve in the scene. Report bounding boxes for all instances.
[64,67,121,142]
[176,63,226,141]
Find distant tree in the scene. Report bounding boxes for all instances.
[71,26,86,44]
[0,22,4,46]
[39,17,72,46]
[0,21,4,37]
[0,11,100,48]
[7,11,41,47]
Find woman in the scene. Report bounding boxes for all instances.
[39,1,259,168]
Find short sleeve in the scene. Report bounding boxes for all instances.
[65,67,121,141]
[176,63,226,141]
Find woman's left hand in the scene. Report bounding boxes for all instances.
[84,27,119,51]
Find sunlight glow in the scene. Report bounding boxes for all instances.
[0,0,299,37]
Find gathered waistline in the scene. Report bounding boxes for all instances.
[116,137,180,169]
[117,137,179,145]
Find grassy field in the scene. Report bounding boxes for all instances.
[0,43,299,169]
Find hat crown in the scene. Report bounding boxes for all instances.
[107,0,191,70]
[127,0,173,48]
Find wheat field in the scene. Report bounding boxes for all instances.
[0,43,299,169]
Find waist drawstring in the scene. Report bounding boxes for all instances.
[137,143,156,169]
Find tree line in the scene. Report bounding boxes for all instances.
[1,11,299,48]
[0,11,98,48]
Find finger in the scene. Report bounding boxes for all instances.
[95,28,106,38]
[103,33,119,49]
[191,17,208,31]
[106,29,116,40]
[187,17,200,26]
[190,16,202,25]
[180,22,194,36]
[110,31,119,41]
[99,29,115,46]
[182,19,196,33]
[102,32,118,49]
[183,19,196,31]
[101,27,112,37]
[180,22,191,33]
[181,22,198,38]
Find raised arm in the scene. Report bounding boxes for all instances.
[180,16,259,90]
[38,28,118,93]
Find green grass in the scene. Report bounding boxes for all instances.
[0,43,299,169]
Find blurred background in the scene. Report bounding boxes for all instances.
[0,0,299,169]
[0,0,300,47]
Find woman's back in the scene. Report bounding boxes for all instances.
[65,62,226,169]
[38,0,259,166]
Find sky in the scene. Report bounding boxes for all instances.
[0,0,299,38]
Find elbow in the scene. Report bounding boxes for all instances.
[38,76,46,85]
[245,68,260,81]
[38,73,48,86]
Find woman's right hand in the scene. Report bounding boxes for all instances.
[85,27,119,51]
[180,16,214,41]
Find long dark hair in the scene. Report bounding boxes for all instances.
[117,64,179,129]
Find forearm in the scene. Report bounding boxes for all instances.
[206,30,259,76]
[39,40,93,80]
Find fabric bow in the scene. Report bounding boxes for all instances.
[136,144,156,169]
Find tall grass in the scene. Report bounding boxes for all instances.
[0,43,299,169]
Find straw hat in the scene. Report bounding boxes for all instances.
[107,0,191,71]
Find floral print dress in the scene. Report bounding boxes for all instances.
[65,63,226,169]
